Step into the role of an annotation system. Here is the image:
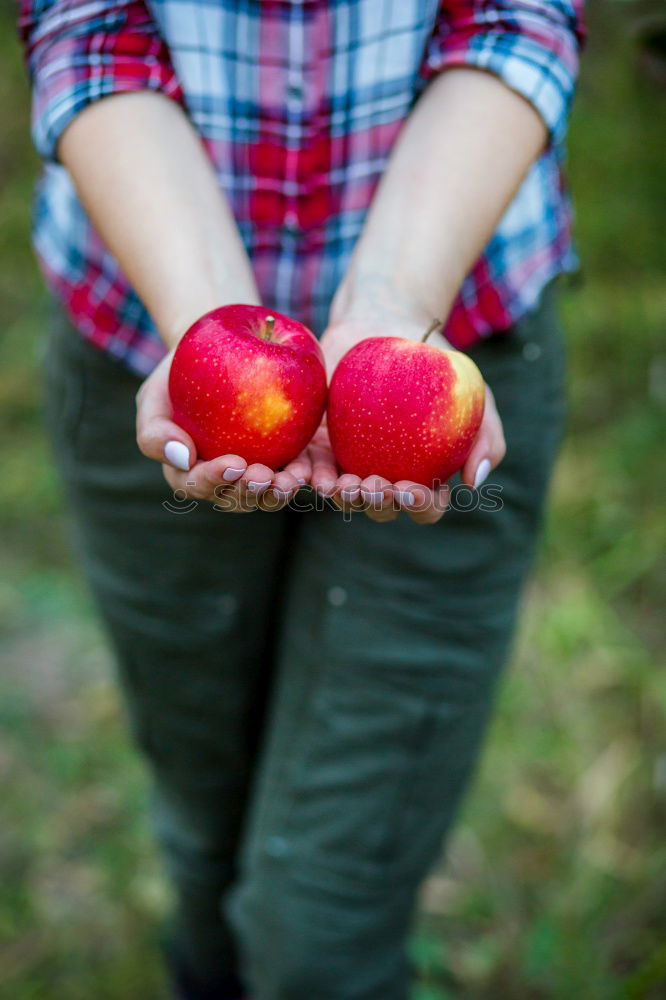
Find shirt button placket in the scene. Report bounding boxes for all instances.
[284,73,303,237]
[287,80,303,107]
[282,11,304,244]
[283,208,299,239]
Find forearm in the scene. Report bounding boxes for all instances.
[331,68,547,331]
[58,91,259,348]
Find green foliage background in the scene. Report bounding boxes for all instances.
[1,1,664,996]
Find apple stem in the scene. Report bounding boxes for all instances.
[262,315,276,340]
[421,318,444,344]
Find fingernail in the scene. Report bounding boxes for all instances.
[298,478,307,486]
[361,490,384,504]
[340,488,360,502]
[223,467,245,482]
[474,458,492,489]
[164,440,190,471]
[395,490,415,507]
[247,480,271,493]
[272,488,291,500]
[317,482,336,497]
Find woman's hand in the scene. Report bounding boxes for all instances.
[305,305,505,525]
[135,349,305,512]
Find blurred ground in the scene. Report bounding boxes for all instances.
[1,1,665,997]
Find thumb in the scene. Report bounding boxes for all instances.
[461,384,506,489]
[135,351,197,470]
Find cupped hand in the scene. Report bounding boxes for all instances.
[135,348,305,512]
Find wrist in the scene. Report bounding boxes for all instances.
[331,270,425,330]
[328,271,456,353]
[330,265,458,337]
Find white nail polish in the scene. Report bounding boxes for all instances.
[223,467,245,482]
[272,488,291,500]
[340,488,360,502]
[395,490,415,507]
[298,478,307,486]
[474,458,492,489]
[247,480,271,493]
[362,491,384,504]
[164,440,190,471]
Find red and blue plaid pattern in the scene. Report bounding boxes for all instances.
[19,0,585,376]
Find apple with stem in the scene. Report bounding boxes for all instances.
[327,320,485,488]
[169,304,327,469]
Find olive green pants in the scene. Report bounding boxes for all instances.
[43,289,566,1000]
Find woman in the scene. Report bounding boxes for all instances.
[19,2,585,998]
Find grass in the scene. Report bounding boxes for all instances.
[1,0,665,997]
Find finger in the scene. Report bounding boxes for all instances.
[180,454,247,500]
[461,385,506,489]
[310,444,339,498]
[163,459,255,513]
[359,475,392,507]
[165,457,239,502]
[336,473,363,507]
[282,451,312,489]
[404,484,450,525]
[189,454,250,511]
[273,470,300,495]
[211,454,248,485]
[359,475,395,522]
[138,411,197,471]
[241,463,274,503]
[259,470,300,511]
[165,454,258,514]
[135,358,197,469]
[392,480,418,511]
[227,461,275,513]
[327,473,363,515]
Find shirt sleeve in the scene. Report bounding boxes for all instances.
[420,1,586,145]
[18,0,184,162]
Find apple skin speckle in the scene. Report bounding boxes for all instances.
[327,337,484,487]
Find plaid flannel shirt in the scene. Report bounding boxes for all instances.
[19,0,585,376]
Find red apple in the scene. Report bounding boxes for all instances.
[327,335,485,487]
[169,305,327,468]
